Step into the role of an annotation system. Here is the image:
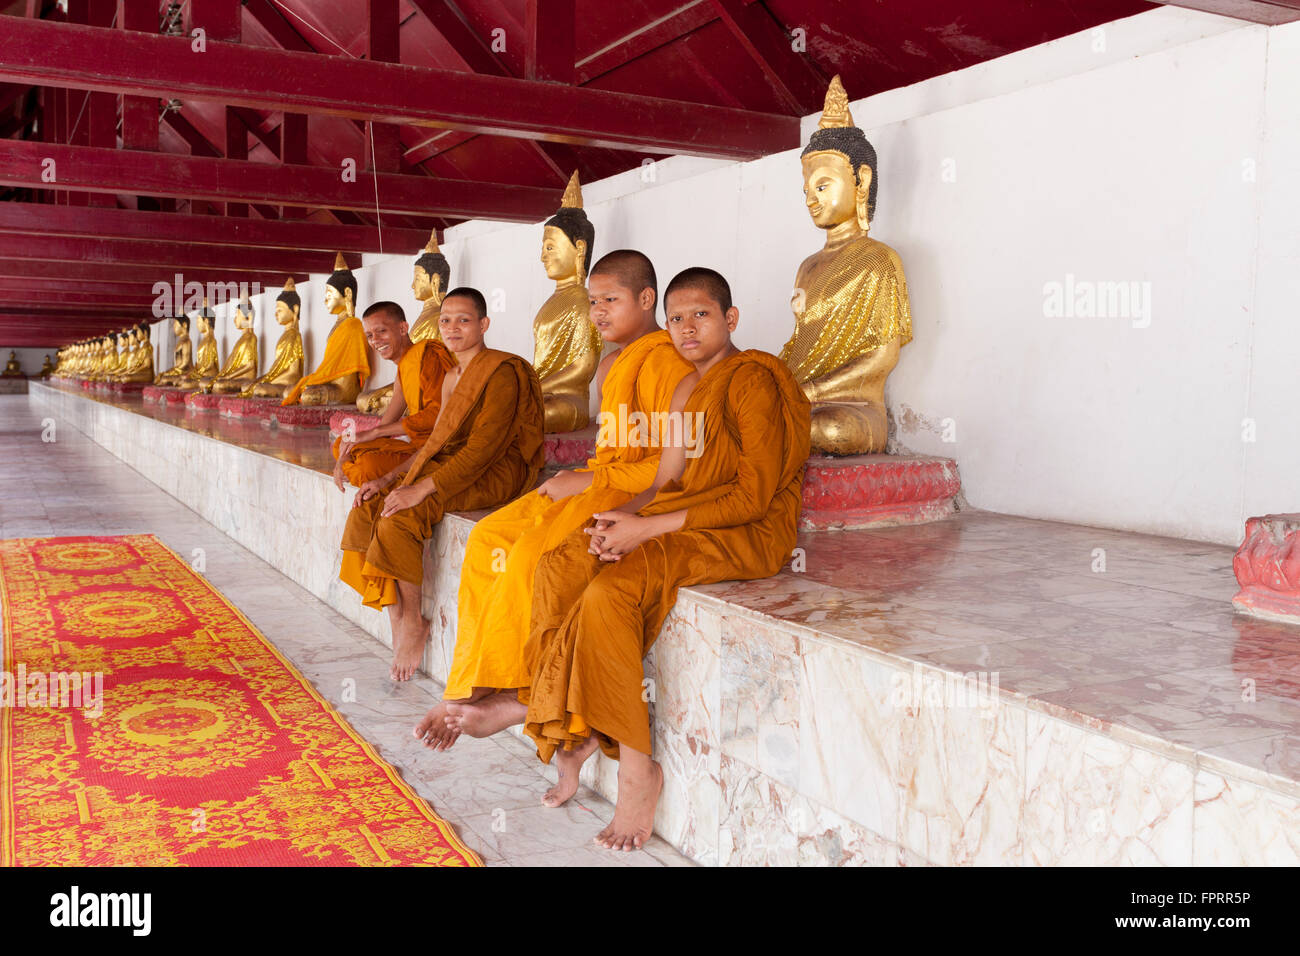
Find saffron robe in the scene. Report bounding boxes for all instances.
[331,339,457,486]
[282,316,370,406]
[522,350,811,762]
[339,350,544,611]
[444,330,693,700]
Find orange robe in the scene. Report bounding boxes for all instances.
[282,315,370,406]
[331,339,457,486]
[522,350,811,762]
[339,349,544,611]
[444,330,693,700]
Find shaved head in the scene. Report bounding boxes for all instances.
[590,249,657,303]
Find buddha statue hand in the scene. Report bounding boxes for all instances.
[300,381,351,406]
[356,384,394,416]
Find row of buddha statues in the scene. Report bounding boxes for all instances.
[48,77,911,456]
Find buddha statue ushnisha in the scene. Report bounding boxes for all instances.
[154,314,194,386]
[355,230,451,415]
[1,351,21,377]
[200,297,259,394]
[282,253,370,407]
[243,278,305,399]
[780,75,913,456]
[175,302,221,391]
[534,170,602,433]
[111,321,156,384]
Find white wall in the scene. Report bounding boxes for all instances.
[151,6,1293,546]
[0,347,53,375]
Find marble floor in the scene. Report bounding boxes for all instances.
[0,395,690,867]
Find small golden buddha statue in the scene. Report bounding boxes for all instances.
[244,278,305,399]
[284,253,370,407]
[200,298,259,394]
[1,351,22,377]
[175,303,221,391]
[355,230,451,415]
[780,76,913,456]
[154,314,194,386]
[91,332,127,382]
[110,322,156,384]
[39,354,55,378]
[534,170,601,433]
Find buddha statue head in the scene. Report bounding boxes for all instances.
[234,296,255,331]
[801,75,877,237]
[196,300,216,336]
[275,276,301,326]
[324,252,357,317]
[412,229,451,307]
[541,170,594,287]
[172,313,189,339]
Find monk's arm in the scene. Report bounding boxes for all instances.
[372,369,409,431]
[416,367,518,501]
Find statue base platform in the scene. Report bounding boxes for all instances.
[183,391,222,411]
[328,410,380,438]
[106,381,148,395]
[142,385,169,402]
[271,402,354,429]
[1233,514,1300,625]
[217,395,278,420]
[0,378,27,394]
[544,424,598,467]
[800,454,962,531]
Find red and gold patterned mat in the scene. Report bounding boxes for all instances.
[0,534,480,866]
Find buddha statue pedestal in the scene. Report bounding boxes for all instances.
[1232,514,1300,625]
[107,381,148,395]
[183,391,222,411]
[328,409,381,439]
[142,385,169,403]
[799,454,962,532]
[0,379,27,395]
[161,389,190,406]
[270,402,355,430]
[217,395,279,422]
[543,424,599,468]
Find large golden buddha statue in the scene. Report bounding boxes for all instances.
[110,322,156,384]
[282,253,370,407]
[174,304,220,391]
[355,230,451,414]
[534,170,601,433]
[154,314,194,386]
[780,76,912,456]
[1,351,21,377]
[243,278,305,399]
[199,298,259,394]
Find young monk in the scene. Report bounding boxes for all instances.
[413,250,693,759]
[338,288,545,681]
[521,267,811,850]
[331,301,456,490]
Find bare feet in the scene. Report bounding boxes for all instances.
[542,735,600,808]
[444,692,527,738]
[390,614,429,682]
[413,701,460,751]
[596,755,662,852]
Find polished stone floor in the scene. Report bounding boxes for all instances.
[0,396,689,867]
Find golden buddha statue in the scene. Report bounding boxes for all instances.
[154,314,194,386]
[39,354,55,378]
[243,278,305,399]
[283,253,369,407]
[534,170,601,433]
[355,230,450,414]
[199,298,259,394]
[1,351,21,377]
[110,322,156,384]
[174,303,220,391]
[780,76,913,456]
[92,337,116,380]
[91,332,127,382]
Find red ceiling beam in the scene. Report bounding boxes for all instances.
[242,0,317,53]
[0,140,560,220]
[709,0,826,114]
[119,0,158,153]
[0,18,796,159]
[525,0,575,84]
[0,203,435,253]
[366,0,402,174]
[574,1,717,84]
[191,0,242,43]
[0,234,353,274]
[0,258,309,290]
[1150,1,1300,24]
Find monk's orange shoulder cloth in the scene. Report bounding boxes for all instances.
[282,316,371,405]
[400,339,457,443]
[400,348,545,491]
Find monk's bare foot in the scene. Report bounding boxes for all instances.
[444,692,527,738]
[390,615,429,682]
[596,756,662,852]
[413,701,460,751]
[543,735,600,808]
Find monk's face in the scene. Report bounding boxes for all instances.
[363,312,407,361]
[802,151,866,230]
[274,300,296,326]
[665,287,738,368]
[587,272,654,345]
[438,295,489,352]
[541,226,580,281]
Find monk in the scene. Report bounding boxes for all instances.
[524,267,809,850]
[331,301,456,490]
[338,288,545,681]
[412,250,694,758]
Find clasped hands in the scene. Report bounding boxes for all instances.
[586,510,660,562]
[352,475,431,516]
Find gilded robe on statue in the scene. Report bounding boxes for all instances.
[522,351,811,762]
[339,350,544,611]
[282,317,370,406]
[444,330,693,700]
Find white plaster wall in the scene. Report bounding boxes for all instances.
[141,6,1294,545]
[0,347,54,374]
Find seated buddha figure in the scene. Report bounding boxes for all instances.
[39,354,55,379]
[282,253,369,407]
[1,351,21,377]
[110,322,156,384]
[199,298,259,394]
[174,304,220,392]
[356,230,451,414]
[154,314,194,386]
[534,170,601,433]
[91,332,127,382]
[243,278,305,399]
[779,76,913,456]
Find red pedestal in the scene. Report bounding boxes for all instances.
[184,391,222,410]
[107,382,147,395]
[1233,514,1300,625]
[161,388,191,405]
[217,395,278,420]
[545,425,598,467]
[799,454,962,531]
[328,410,381,438]
[142,385,168,403]
[271,403,352,429]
